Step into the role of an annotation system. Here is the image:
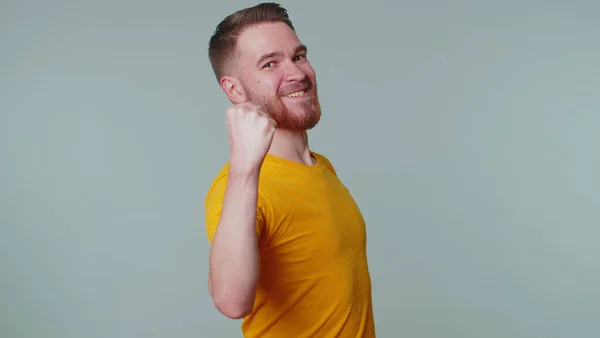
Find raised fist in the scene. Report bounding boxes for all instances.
[226,102,276,173]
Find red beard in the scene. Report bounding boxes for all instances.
[247,82,321,132]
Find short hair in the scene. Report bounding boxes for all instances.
[208,2,295,81]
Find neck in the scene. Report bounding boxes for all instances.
[268,129,315,166]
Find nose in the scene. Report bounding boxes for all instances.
[283,60,306,82]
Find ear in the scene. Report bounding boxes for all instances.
[220,76,247,104]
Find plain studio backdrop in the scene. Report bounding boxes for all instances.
[1,0,599,337]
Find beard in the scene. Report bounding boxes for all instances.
[245,80,322,132]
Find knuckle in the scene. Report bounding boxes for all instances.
[227,106,239,116]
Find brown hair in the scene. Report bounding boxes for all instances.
[208,2,295,81]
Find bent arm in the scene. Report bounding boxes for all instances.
[208,168,261,319]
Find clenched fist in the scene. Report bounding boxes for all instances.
[226,103,277,173]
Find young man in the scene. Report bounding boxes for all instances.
[205,3,375,337]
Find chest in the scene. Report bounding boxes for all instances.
[260,174,367,260]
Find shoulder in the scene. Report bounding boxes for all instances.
[204,162,272,213]
[204,162,230,206]
[312,151,338,176]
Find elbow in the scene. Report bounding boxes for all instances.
[213,297,253,319]
[210,282,255,319]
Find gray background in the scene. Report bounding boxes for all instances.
[2,0,599,337]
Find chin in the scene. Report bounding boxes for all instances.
[284,101,315,114]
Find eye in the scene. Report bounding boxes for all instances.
[294,54,307,61]
[263,61,275,68]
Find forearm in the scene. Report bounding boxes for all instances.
[209,168,260,318]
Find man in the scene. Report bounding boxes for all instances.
[204,3,375,337]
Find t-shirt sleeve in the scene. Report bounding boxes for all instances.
[204,175,265,244]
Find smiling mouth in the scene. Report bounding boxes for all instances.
[284,90,306,98]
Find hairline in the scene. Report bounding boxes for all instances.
[219,22,302,81]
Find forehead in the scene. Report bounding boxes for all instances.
[236,22,302,61]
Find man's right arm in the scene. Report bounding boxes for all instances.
[207,167,261,319]
[207,101,276,319]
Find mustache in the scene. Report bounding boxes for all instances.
[278,80,313,96]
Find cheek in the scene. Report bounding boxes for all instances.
[301,64,316,81]
[256,77,280,94]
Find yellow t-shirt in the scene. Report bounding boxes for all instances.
[205,151,375,337]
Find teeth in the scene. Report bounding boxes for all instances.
[286,90,305,98]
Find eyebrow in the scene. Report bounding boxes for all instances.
[256,44,308,67]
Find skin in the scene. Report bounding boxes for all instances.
[222,21,321,166]
[208,21,322,319]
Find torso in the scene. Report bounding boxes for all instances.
[240,152,375,337]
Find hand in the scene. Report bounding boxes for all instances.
[226,102,277,173]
